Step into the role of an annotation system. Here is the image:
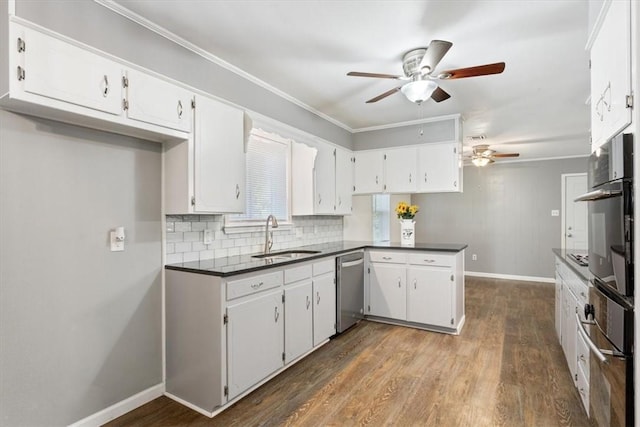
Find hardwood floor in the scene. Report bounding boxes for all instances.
[106,277,592,426]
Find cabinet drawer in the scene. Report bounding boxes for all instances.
[369,251,407,264]
[313,258,335,276]
[226,271,283,300]
[576,329,590,381]
[284,264,312,284]
[408,252,454,267]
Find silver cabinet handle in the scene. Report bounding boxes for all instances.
[413,279,417,289]
[409,173,412,183]
[306,295,310,310]
[102,75,109,97]
[579,387,586,396]
[338,196,342,206]
[579,354,587,362]
[250,281,264,290]
[567,233,573,237]
[424,259,436,263]
[17,66,25,81]
[454,180,457,187]
[382,256,392,260]
[318,194,322,205]
[316,291,320,305]
[235,184,240,199]
[398,278,401,288]
[375,175,378,184]
[177,100,183,118]
[274,306,280,322]
[424,172,427,183]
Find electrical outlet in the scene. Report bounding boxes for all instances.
[472,254,477,261]
[551,210,560,217]
[203,229,214,245]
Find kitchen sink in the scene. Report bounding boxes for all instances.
[252,250,321,260]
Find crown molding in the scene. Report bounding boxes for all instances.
[93,0,354,133]
[463,153,589,167]
[352,113,461,133]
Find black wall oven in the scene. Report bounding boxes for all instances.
[575,132,634,427]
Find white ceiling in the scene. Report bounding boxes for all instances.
[108,0,591,160]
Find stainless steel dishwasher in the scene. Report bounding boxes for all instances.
[336,251,365,333]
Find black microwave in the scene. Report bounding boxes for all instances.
[576,133,633,299]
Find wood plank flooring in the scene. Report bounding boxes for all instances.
[106,277,593,426]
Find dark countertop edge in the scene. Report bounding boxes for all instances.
[552,248,590,283]
[166,243,468,278]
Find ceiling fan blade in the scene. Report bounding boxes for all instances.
[438,62,506,79]
[366,87,402,103]
[430,86,451,103]
[347,71,403,80]
[492,153,520,158]
[419,40,453,73]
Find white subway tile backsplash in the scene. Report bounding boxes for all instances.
[164,215,343,263]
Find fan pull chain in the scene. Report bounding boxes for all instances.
[419,102,425,137]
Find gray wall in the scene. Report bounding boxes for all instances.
[413,157,588,279]
[0,110,162,426]
[14,0,352,149]
[352,117,456,151]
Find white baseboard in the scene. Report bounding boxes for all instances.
[68,383,164,427]
[465,271,555,284]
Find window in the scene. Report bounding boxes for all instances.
[372,194,390,242]
[227,129,291,226]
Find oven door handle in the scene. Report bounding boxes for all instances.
[575,312,609,364]
[574,189,622,202]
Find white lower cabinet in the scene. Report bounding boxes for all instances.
[227,289,284,399]
[366,249,465,333]
[407,266,453,327]
[166,256,337,415]
[369,263,407,319]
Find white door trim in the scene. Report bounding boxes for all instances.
[561,173,587,249]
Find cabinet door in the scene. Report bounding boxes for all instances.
[335,147,354,215]
[284,281,313,363]
[21,26,122,115]
[193,94,245,213]
[291,142,318,216]
[313,273,337,346]
[418,142,460,192]
[590,0,632,150]
[407,266,453,327]
[227,289,284,399]
[384,147,418,193]
[353,151,385,194]
[314,143,336,214]
[126,69,193,132]
[562,287,578,385]
[368,264,406,320]
[555,273,563,342]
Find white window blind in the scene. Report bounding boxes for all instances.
[231,129,290,223]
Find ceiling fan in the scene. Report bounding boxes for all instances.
[347,40,505,104]
[468,144,520,167]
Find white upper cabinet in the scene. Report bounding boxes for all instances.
[590,0,632,151]
[418,142,461,193]
[384,147,418,193]
[124,69,193,133]
[4,22,192,142]
[164,94,246,214]
[353,151,385,194]
[18,26,123,115]
[354,142,461,194]
[334,146,354,215]
[313,142,337,215]
[291,140,353,216]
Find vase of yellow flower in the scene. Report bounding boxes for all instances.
[395,201,419,247]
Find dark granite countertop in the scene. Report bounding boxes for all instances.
[165,241,468,277]
[552,248,590,283]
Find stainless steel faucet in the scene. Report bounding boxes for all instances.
[264,215,279,254]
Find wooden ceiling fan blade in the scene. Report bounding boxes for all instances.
[431,86,451,103]
[419,40,453,73]
[366,87,402,103]
[347,71,403,79]
[439,62,506,79]
[492,153,520,158]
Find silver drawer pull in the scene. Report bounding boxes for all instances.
[382,256,392,260]
[424,259,436,263]
[177,100,183,118]
[250,281,264,289]
[397,278,401,288]
[235,184,240,199]
[316,291,320,305]
[578,387,586,396]
[306,295,310,310]
[274,306,279,322]
[102,75,109,97]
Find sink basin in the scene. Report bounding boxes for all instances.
[252,250,321,260]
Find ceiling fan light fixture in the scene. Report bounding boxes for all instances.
[472,156,491,167]
[401,80,437,104]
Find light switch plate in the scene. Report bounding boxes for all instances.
[203,229,214,245]
[551,210,560,217]
[110,231,124,251]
